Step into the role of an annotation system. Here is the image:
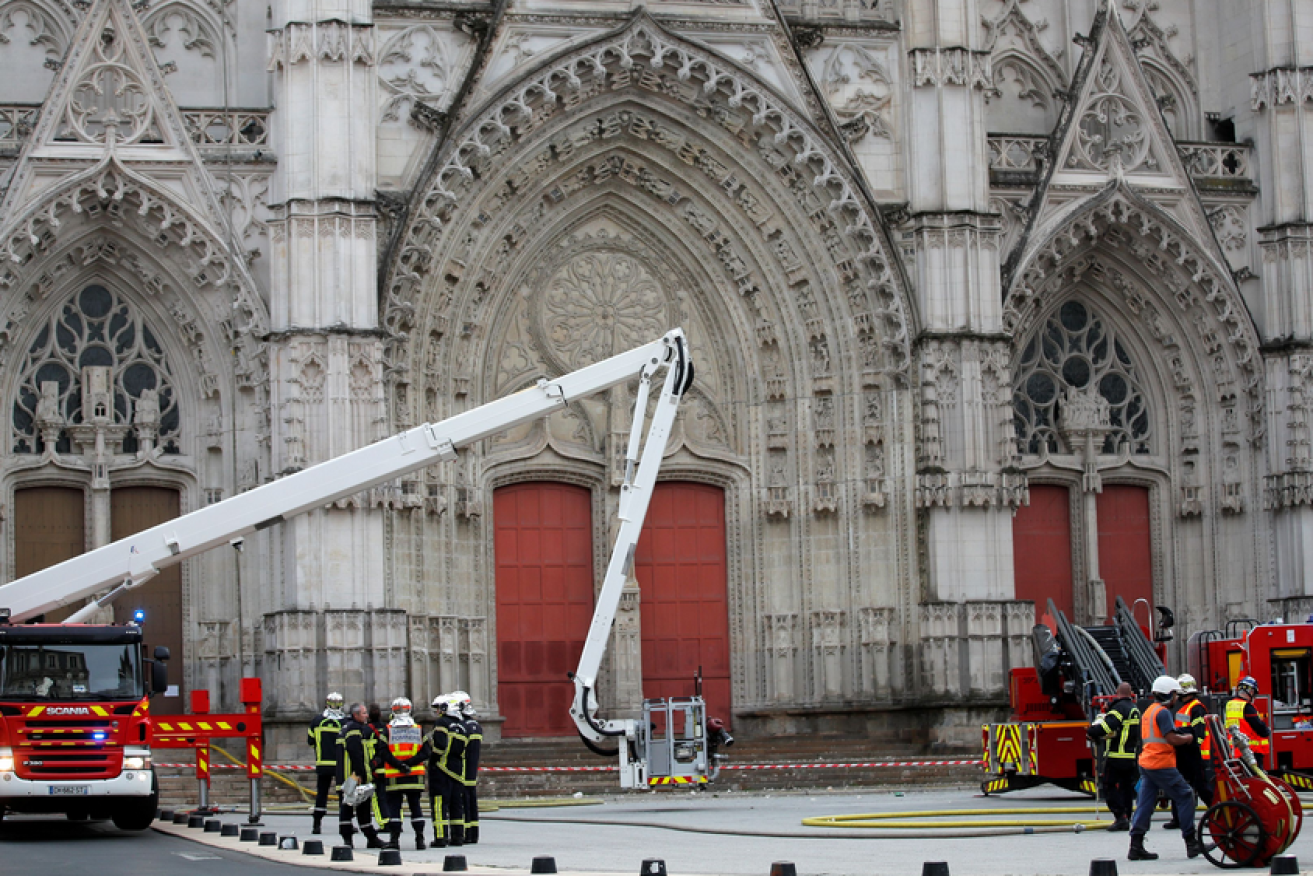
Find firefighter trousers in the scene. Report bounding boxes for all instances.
[1100,757,1139,821]
[338,797,383,843]
[429,772,465,844]
[313,768,335,825]
[385,788,426,840]
[462,781,479,841]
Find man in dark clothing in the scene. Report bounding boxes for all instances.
[1226,675,1271,768]
[308,691,345,835]
[427,694,467,848]
[457,694,483,844]
[1128,676,1203,862]
[1167,673,1214,829]
[1086,681,1139,832]
[380,697,429,850]
[337,702,411,849]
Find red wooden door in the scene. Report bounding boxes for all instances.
[1012,484,1074,624]
[634,483,731,726]
[1097,485,1153,620]
[494,483,594,737]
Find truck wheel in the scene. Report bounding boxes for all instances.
[111,771,159,832]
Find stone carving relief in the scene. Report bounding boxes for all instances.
[1126,10,1198,138]
[909,47,991,89]
[143,1,223,59]
[61,22,162,145]
[1208,205,1247,253]
[820,42,893,143]
[1070,59,1154,173]
[378,24,456,123]
[1251,67,1313,110]
[0,0,71,61]
[267,21,375,70]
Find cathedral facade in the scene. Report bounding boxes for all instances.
[0,0,1309,756]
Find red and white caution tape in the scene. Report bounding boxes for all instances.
[157,759,983,772]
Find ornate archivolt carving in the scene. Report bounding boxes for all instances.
[1007,188,1263,446]
[384,13,911,383]
[0,158,268,388]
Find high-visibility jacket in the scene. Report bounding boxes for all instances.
[1139,702,1177,770]
[381,720,427,789]
[308,714,341,768]
[1176,697,1211,759]
[1225,698,1270,755]
[1089,697,1140,760]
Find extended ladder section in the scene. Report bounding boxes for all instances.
[1046,597,1165,716]
[0,330,694,629]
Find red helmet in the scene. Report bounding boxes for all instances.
[707,717,726,732]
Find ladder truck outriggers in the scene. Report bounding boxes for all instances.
[0,329,711,824]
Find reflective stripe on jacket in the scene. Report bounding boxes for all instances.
[308,716,341,767]
[1139,701,1177,770]
[1090,698,1140,760]
[1176,698,1211,759]
[1225,698,1270,754]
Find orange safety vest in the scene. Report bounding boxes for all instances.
[380,723,427,778]
[1176,698,1211,759]
[1139,701,1177,770]
[1225,698,1270,756]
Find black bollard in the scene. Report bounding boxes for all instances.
[302,840,324,856]
[642,860,668,876]
[922,863,950,876]
[187,814,204,829]
[444,855,469,872]
[1271,855,1300,875]
[158,809,174,822]
[330,846,354,862]
[532,856,559,874]
[258,831,277,846]
[171,812,188,824]
[278,836,299,851]
[1089,859,1118,876]
[239,826,259,842]
[220,824,240,837]
[770,864,797,876]
[204,819,221,833]
[378,848,402,866]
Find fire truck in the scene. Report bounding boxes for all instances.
[1187,619,1313,791]
[982,596,1170,795]
[0,329,708,823]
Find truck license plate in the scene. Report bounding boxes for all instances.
[49,785,89,796]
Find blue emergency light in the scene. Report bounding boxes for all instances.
[132,609,145,623]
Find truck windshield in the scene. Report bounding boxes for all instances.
[0,643,143,701]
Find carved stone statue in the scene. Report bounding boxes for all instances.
[133,388,160,428]
[35,380,61,427]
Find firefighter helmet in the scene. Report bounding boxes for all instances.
[391,697,413,717]
[1177,674,1198,693]
[1237,676,1260,696]
[326,692,344,709]
[431,694,448,713]
[1152,675,1183,697]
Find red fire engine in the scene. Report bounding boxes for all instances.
[1188,619,1313,791]
[0,617,167,828]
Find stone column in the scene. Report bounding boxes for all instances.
[1059,388,1113,623]
[1248,2,1313,595]
[903,3,1021,603]
[266,0,392,693]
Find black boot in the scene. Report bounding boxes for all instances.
[1162,816,1180,830]
[1128,835,1159,861]
[466,826,478,844]
[415,832,427,851]
[1109,817,1130,832]
[313,812,324,835]
[339,826,355,849]
[363,827,385,849]
[449,825,464,847]
[386,828,401,851]
[1185,830,1204,859]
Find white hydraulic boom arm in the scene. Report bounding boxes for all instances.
[0,329,693,624]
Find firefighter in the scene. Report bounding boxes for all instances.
[1225,675,1271,769]
[380,697,429,850]
[1086,681,1139,832]
[455,692,483,845]
[308,691,345,835]
[427,694,467,848]
[336,702,386,849]
[1166,673,1214,829]
[1127,676,1203,862]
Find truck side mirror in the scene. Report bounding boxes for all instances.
[150,660,168,694]
[154,646,170,661]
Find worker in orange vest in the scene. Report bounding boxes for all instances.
[1127,676,1203,862]
[1225,676,1271,769]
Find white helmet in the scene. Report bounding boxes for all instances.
[324,692,345,718]
[390,697,414,723]
[451,690,471,709]
[1177,673,1198,693]
[1152,675,1183,696]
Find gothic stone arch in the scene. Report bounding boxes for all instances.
[1005,185,1267,633]
[382,12,919,716]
